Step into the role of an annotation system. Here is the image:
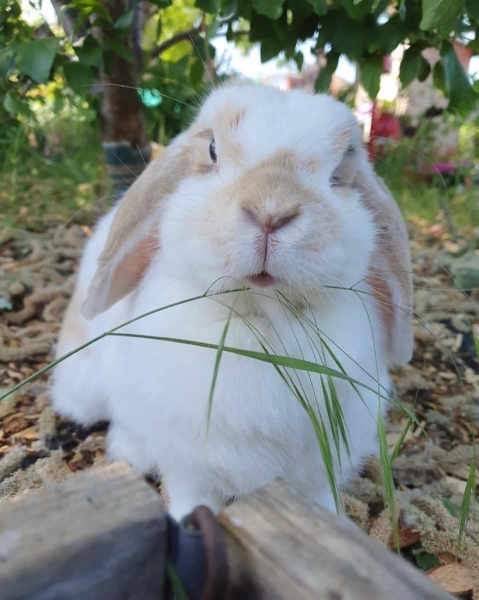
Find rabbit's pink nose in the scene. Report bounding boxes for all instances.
[242,207,298,234]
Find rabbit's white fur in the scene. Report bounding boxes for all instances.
[52,84,411,520]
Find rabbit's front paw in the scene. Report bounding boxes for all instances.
[164,472,226,521]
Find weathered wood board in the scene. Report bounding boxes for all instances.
[0,462,452,599]
[220,480,453,600]
[0,462,166,600]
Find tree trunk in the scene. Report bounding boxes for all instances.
[99,0,150,197]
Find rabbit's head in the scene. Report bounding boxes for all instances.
[83,83,413,366]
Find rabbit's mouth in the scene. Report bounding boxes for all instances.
[246,270,277,288]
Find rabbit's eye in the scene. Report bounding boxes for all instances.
[209,140,217,163]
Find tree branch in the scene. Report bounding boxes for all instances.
[150,28,250,59]
[151,28,200,58]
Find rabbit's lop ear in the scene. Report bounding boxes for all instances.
[329,116,412,365]
[82,133,191,320]
[354,152,413,366]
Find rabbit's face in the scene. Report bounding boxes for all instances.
[159,85,377,295]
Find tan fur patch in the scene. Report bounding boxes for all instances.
[368,266,394,347]
[303,156,319,174]
[194,128,214,140]
[200,149,338,260]
[355,163,413,364]
[216,105,247,164]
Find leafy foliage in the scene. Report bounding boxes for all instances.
[1,0,478,149]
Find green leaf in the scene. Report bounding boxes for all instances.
[340,0,374,20]
[399,47,423,87]
[360,55,383,99]
[69,0,111,18]
[414,550,440,570]
[195,0,221,11]
[307,0,327,15]
[75,35,103,68]
[420,0,465,30]
[433,59,445,92]
[372,0,390,14]
[466,0,479,20]
[442,498,459,517]
[252,0,285,19]
[15,38,59,84]
[289,0,315,21]
[417,57,431,81]
[441,41,478,112]
[331,16,367,56]
[4,91,21,115]
[63,62,94,97]
[104,35,134,63]
[315,51,339,92]
[368,16,405,55]
[189,58,204,87]
[0,48,14,78]
[114,8,134,29]
[294,51,304,71]
[260,36,283,62]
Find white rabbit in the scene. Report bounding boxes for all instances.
[52,83,413,520]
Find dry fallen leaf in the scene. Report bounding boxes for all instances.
[437,553,456,566]
[0,404,14,420]
[18,426,38,441]
[387,522,421,550]
[426,563,473,596]
[441,476,468,495]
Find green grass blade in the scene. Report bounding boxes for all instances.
[275,291,394,407]
[474,334,479,358]
[166,561,189,600]
[307,405,342,515]
[378,411,399,551]
[107,332,396,401]
[206,306,234,436]
[0,287,246,403]
[456,447,477,553]
[328,376,351,462]
[320,377,341,469]
[390,416,413,463]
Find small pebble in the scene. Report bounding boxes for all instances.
[8,282,25,297]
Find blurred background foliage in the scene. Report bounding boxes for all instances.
[0,0,478,230]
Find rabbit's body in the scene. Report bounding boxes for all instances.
[55,226,388,516]
[52,84,412,519]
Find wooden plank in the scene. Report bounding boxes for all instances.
[0,462,166,600]
[220,480,452,600]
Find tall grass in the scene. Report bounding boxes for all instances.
[0,110,109,229]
